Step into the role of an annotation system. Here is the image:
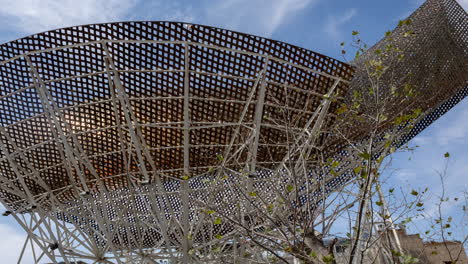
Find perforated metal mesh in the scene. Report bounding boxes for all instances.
[0,22,353,209]
[0,21,354,254]
[349,0,467,145]
[320,0,468,195]
[0,0,465,260]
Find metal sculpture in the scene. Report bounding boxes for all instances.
[0,0,465,263]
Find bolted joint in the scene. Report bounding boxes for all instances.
[248,173,258,179]
[79,191,91,196]
[49,242,59,251]
[2,211,11,216]
[140,180,150,186]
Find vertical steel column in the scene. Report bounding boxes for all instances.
[25,56,103,195]
[180,42,192,264]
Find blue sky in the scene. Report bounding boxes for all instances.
[0,0,466,262]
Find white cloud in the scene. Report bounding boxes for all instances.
[458,0,468,10]
[0,0,315,39]
[324,8,357,40]
[433,102,468,146]
[411,136,430,146]
[206,0,317,37]
[394,169,417,183]
[0,223,27,263]
[131,1,195,23]
[0,0,138,34]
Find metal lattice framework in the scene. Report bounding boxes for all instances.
[322,0,468,191]
[0,20,354,263]
[0,0,466,263]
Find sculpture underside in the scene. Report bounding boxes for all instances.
[0,0,465,262]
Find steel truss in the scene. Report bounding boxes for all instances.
[0,0,466,262]
[0,37,350,263]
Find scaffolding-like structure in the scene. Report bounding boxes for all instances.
[0,0,465,263]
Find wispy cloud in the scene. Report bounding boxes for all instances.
[0,0,138,34]
[399,0,467,21]
[0,204,27,262]
[433,101,468,146]
[0,0,317,40]
[0,222,27,262]
[131,1,195,23]
[206,0,317,37]
[458,0,468,10]
[324,8,357,40]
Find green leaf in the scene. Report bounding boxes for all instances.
[389,188,395,193]
[410,190,419,196]
[376,201,383,206]
[398,19,411,27]
[216,154,224,161]
[267,204,274,213]
[336,104,348,115]
[353,90,361,99]
[355,51,360,59]
[403,30,414,37]
[358,152,371,160]
[416,202,424,207]
[360,171,368,179]
[353,166,362,174]
[286,185,294,193]
[444,152,450,158]
[213,217,222,225]
[352,30,359,36]
[402,217,413,224]
[377,155,385,164]
[206,209,215,215]
[248,192,257,197]
[402,254,418,264]
[214,234,223,239]
[322,255,335,264]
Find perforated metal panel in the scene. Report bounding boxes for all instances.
[0,22,353,209]
[0,21,355,256]
[319,0,468,198]
[348,0,467,146]
[0,0,465,261]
